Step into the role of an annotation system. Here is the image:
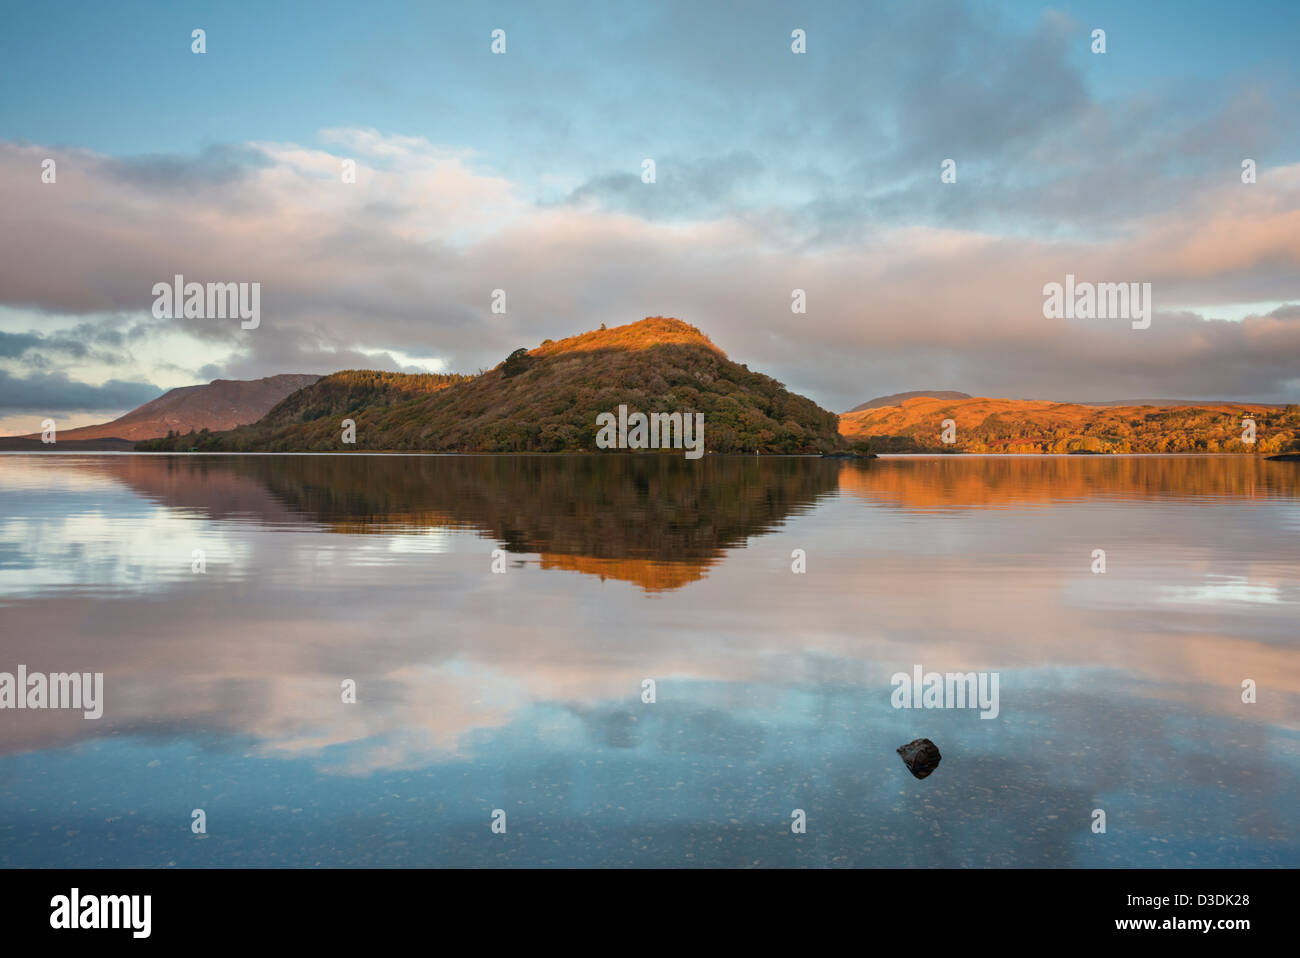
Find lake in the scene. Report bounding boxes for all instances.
[0,453,1296,867]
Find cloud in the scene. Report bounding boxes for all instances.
[0,117,1298,408]
[563,152,765,219]
[101,144,274,192]
[0,319,138,363]
[1,454,1297,775]
[0,368,162,411]
[0,331,44,358]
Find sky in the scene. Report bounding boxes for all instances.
[1,0,1298,432]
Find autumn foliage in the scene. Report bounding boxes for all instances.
[839,396,1300,454]
[138,318,843,454]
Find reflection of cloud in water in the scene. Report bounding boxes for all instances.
[0,452,1296,865]
[1160,575,1283,606]
[0,509,254,601]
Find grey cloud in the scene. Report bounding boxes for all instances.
[563,152,765,219]
[1263,303,1300,321]
[1,22,1297,411]
[537,2,1289,242]
[0,369,162,411]
[101,144,274,192]
[0,321,136,363]
[0,331,44,358]
[790,309,1300,412]
[204,325,452,383]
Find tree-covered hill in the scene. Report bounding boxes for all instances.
[839,396,1300,454]
[138,318,844,454]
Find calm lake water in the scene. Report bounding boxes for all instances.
[1,453,1297,868]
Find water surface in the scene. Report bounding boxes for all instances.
[1,453,1296,867]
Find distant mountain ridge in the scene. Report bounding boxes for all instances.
[138,318,844,454]
[4,374,321,444]
[847,390,970,412]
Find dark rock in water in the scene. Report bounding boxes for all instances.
[1266,453,1300,461]
[897,738,942,779]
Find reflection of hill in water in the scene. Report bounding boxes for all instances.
[837,455,1300,509]
[104,455,843,592]
[79,454,1297,589]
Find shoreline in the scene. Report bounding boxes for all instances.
[1,449,1294,459]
